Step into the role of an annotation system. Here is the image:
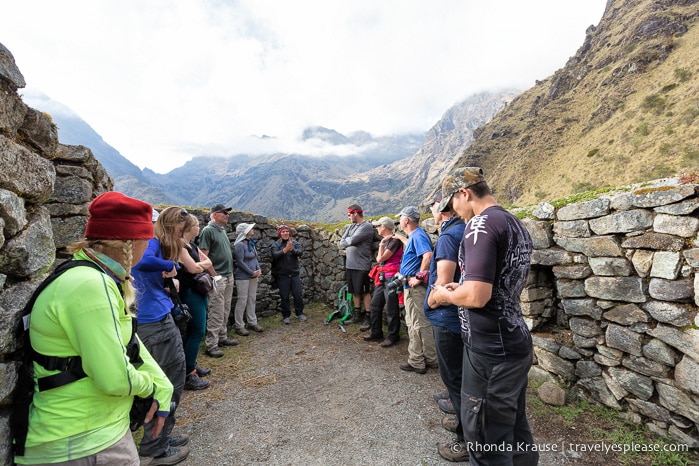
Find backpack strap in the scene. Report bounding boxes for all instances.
[12,259,104,457]
[24,260,105,391]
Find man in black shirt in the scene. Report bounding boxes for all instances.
[430,167,537,466]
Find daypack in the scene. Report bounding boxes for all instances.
[11,259,150,457]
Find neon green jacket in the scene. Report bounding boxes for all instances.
[15,250,174,464]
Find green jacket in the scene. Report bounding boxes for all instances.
[15,250,173,464]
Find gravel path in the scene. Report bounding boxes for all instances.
[171,304,585,465]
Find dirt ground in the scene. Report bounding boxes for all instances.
[169,303,696,466]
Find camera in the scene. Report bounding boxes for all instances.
[172,303,192,325]
[386,273,407,293]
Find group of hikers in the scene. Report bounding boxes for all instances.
[14,166,539,466]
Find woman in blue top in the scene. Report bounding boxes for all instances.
[132,207,189,464]
[233,223,263,335]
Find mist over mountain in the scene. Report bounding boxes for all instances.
[24,89,517,221]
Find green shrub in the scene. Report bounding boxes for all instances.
[636,122,650,136]
[641,94,666,114]
[674,67,692,82]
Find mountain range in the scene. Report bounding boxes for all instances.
[26,0,695,222]
[24,89,515,222]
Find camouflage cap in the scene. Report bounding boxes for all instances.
[422,189,443,208]
[436,167,486,212]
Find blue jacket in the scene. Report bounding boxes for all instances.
[132,238,179,324]
[424,217,465,334]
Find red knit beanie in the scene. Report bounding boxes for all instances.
[85,191,154,240]
[277,225,290,238]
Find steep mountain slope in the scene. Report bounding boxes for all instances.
[452,0,699,205]
[335,91,520,219]
[21,89,173,205]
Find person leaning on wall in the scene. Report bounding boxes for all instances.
[14,191,173,466]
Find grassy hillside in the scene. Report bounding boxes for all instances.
[452,0,699,206]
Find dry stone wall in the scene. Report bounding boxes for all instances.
[0,43,113,463]
[521,184,699,448]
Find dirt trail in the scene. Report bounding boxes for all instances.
[172,305,617,465]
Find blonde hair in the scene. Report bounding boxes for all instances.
[154,207,187,261]
[182,214,200,235]
[67,239,137,312]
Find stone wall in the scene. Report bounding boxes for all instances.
[520,185,699,448]
[184,210,351,317]
[0,43,113,463]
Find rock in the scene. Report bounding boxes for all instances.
[603,303,648,325]
[557,198,610,221]
[631,185,695,208]
[649,251,681,279]
[606,324,643,356]
[588,256,632,276]
[589,209,653,235]
[553,220,591,238]
[631,249,654,277]
[607,367,654,400]
[653,213,699,238]
[538,381,566,406]
[648,278,694,302]
[554,236,623,257]
[584,276,646,303]
[620,232,685,250]
[642,301,691,327]
[674,356,699,396]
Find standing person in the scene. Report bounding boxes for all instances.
[394,205,436,374]
[430,167,537,466]
[198,204,238,358]
[271,225,306,324]
[132,206,190,465]
[424,191,468,462]
[338,203,374,328]
[14,192,173,466]
[177,214,212,391]
[233,223,264,335]
[363,216,403,347]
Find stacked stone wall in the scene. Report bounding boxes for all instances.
[0,44,113,463]
[522,186,699,447]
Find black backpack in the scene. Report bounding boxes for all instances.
[11,260,150,457]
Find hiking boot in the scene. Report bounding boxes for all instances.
[438,398,456,414]
[442,415,458,433]
[205,347,223,358]
[149,445,190,465]
[295,313,307,322]
[283,317,291,324]
[363,333,383,342]
[235,327,250,336]
[184,372,210,390]
[248,324,264,332]
[438,439,469,462]
[195,364,211,377]
[348,311,365,324]
[359,315,371,332]
[380,339,397,348]
[399,362,427,374]
[433,389,450,402]
[219,337,239,346]
[168,434,190,447]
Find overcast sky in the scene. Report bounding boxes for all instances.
[2,0,606,173]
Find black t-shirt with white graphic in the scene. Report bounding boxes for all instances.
[458,205,533,358]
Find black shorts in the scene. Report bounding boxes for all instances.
[346,269,371,295]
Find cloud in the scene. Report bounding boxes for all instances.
[1,0,606,173]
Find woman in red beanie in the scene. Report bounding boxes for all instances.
[15,192,174,466]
